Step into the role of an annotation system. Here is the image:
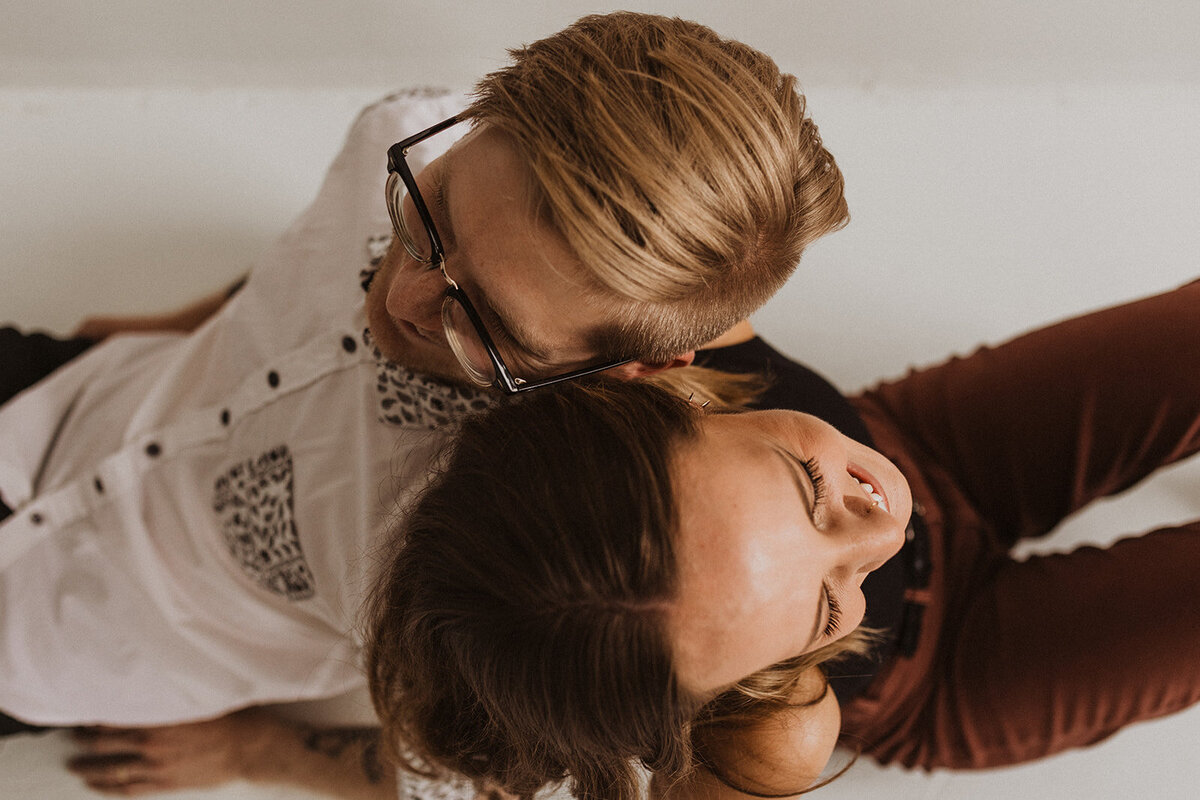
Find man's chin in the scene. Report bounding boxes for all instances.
[367,324,482,389]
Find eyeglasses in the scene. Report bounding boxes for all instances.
[385,116,632,394]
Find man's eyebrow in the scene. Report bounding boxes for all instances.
[474,291,553,364]
[434,158,457,249]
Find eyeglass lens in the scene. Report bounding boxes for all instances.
[385,170,499,387]
[442,298,496,386]
[385,171,434,262]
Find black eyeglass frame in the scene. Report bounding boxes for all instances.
[385,115,632,394]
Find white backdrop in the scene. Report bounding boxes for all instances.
[3,2,1199,799]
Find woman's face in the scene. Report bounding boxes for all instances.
[666,409,912,695]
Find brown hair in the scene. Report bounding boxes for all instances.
[462,12,849,363]
[365,379,867,800]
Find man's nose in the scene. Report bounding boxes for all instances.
[384,249,446,333]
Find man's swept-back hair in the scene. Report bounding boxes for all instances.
[462,12,849,363]
[364,379,867,800]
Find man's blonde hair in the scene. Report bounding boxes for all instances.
[462,12,849,363]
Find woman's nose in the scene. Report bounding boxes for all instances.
[831,478,907,575]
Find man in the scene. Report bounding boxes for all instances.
[0,12,847,798]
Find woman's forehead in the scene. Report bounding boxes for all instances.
[666,413,821,694]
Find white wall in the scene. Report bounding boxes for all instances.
[3,3,1199,799]
[5,0,1199,383]
[4,0,1200,88]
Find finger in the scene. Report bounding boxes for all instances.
[66,752,146,777]
[72,727,152,752]
[67,753,165,796]
[82,775,162,797]
[73,725,152,740]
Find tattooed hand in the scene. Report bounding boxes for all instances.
[68,709,395,799]
[67,707,273,794]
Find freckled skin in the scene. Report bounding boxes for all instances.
[667,410,912,696]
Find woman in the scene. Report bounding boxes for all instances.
[365,279,1200,799]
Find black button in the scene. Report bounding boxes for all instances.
[93,477,105,494]
[30,512,44,525]
[267,371,280,388]
[220,409,231,426]
[341,336,357,353]
[145,442,161,457]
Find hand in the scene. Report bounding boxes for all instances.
[67,708,270,796]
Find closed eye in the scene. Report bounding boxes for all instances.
[773,448,826,522]
[822,581,842,638]
[800,456,827,511]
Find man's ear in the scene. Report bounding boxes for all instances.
[607,351,696,381]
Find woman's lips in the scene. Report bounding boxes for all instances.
[848,463,889,513]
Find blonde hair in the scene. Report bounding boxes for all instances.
[463,12,849,363]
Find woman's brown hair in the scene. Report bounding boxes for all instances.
[365,378,867,799]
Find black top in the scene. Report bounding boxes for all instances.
[695,337,905,703]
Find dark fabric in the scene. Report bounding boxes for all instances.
[696,337,909,703]
[695,337,874,445]
[0,710,47,737]
[0,327,95,407]
[0,326,94,736]
[842,277,1200,768]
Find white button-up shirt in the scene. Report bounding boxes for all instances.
[0,90,490,728]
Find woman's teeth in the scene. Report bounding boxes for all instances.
[852,475,888,512]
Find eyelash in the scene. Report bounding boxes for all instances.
[800,456,827,509]
[823,583,843,638]
[801,457,840,638]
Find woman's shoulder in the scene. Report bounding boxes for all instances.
[678,672,842,799]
